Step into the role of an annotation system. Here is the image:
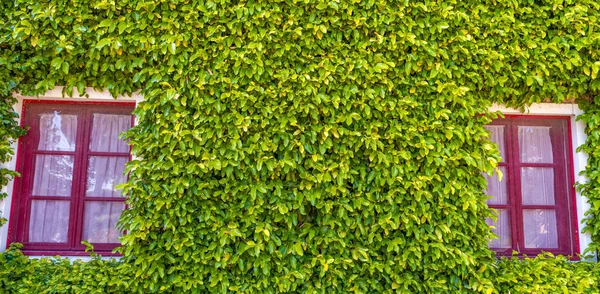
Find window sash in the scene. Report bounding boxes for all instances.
[486,117,576,256]
[11,101,134,253]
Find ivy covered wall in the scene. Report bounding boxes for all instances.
[1,0,600,293]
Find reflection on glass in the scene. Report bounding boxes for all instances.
[29,200,70,243]
[82,202,125,243]
[485,125,506,160]
[86,156,128,197]
[89,114,131,152]
[518,126,553,163]
[38,112,78,151]
[32,155,74,197]
[521,167,555,205]
[487,209,511,248]
[485,166,508,205]
[523,209,558,248]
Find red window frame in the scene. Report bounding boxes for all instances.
[8,100,135,256]
[487,115,580,257]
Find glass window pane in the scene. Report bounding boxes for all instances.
[82,201,125,243]
[37,112,78,151]
[485,125,506,160]
[486,209,511,248]
[29,200,70,243]
[518,126,553,163]
[89,114,131,153]
[521,167,555,205]
[32,155,74,197]
[523,209,558,248]
[485,166,508,205]
[86,156,128,197]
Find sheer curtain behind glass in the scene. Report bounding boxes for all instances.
[29,112,77,243]
[88,114,130,153]
[82,113,131,243]
[518,126,558,248]
[484,125,511,248]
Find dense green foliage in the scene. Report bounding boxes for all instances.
[0,96,26,228]
[1,0,600,293]
[493,253,600,293]
[0,244,128,293]
[2,246,600,294]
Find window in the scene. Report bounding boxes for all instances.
[9,101,134,255]
[485,116,578,256]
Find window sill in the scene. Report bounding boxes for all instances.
[21,250,122,257]
[494,251,581,261]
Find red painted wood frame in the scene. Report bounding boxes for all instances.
[487,116,579,257]
[8,100,135,255]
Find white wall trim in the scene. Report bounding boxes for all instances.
[0,87,142,260]
[490,103,592,255]
[489,103,583,116]
[12,86,142,102]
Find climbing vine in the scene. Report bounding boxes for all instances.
[1,0,600,293]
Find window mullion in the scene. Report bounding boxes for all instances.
[69,108,92,250]
[509,120,524,253]
[551,120,570,252]
[19,107,40,244]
